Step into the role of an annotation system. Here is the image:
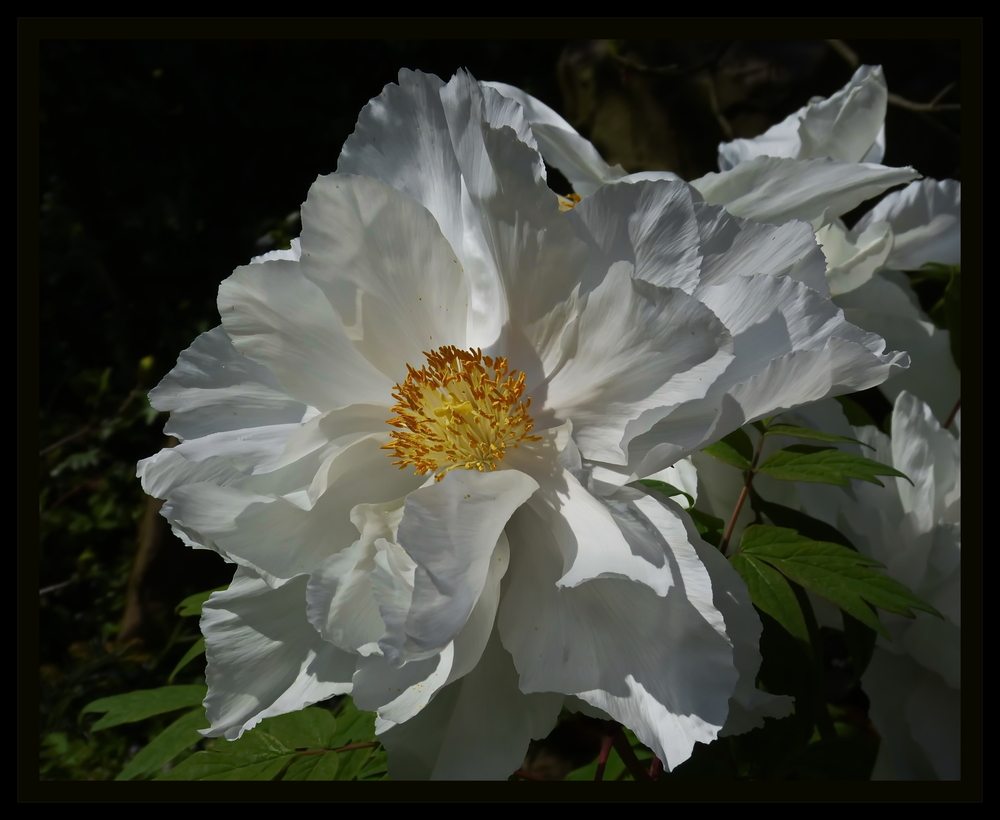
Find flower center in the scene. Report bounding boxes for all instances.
[383,346,541,481]
[557,192,582,212]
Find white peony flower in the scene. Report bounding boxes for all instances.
[777,393,960,780]
[139,69,907,780]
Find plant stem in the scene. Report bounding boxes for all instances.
[594,732,615,781]
[718,429,767,555]
[945,398,961,430]
[611,727,653,781]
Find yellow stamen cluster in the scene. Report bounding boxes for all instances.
[557,192,582,212]
[383,346,542,481]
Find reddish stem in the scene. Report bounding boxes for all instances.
[944,398,961,430]
[594,733,615,781]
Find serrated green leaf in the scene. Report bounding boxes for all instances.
[116,706,209,781]
[730,553,809,645]
[176,587,228,617]
[156,730,294,781]
[756,445,912,487]
[167,637,205,683]
[740,526,942,638]
[259,707,338,750]
[749,488,859,552]
[701,428,754,470]
[282,751,340,781]
[357,750,390,781]
[330,698,377,748]
[337,747,376,781]
[762,423,872,450]
[638,479,694,509]
[81,684,207,730]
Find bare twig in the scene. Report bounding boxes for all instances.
[826,39,860,69]
[887,90,959,113]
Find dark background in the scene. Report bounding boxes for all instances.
[30,33,967,780]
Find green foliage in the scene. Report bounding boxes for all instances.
[81,684,208,731]
[749,488,860,552]
[176,587,228,618]
[168,637,206,683]
[701,428,754,470]
[117,706,210,781]
[737,525,941,639]
[687,507,725,548]
[834,395,878,428]
[756,445,911,487]
[151,699,386,781]
[638,479,695,509]
[729,553,809,645]
[760,423,872,449]
[564,727,654,781]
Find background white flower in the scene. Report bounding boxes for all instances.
[139,68,908,779]
[757,393,960,780]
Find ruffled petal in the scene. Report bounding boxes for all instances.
[376,626,563,780]
[218,260,392,412]
[378,469,538,665]
[691,156,919,227]
[797,65,888,164]
[852,179,960,270]
[817,218,893,296]
[835,272,959,424]
[541,262,733,465]
[352,531,512,724]
[483,80,627,197]
[161,437,422,581]
[298,173,469,383]
[498,503,738,771]
[200,568,356,740]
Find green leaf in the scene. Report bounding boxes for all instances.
[638,479,694,509]
[259,707,338,751]
[739,525,942,639]
[167,637,205,683]
[156,730,294,781]
[756,445,912,487]
[176,587,228,617]
[283,751,340,781]
[329,697,378,749]
[701,428,754,470]
[116,706,209,781]
[687,507,725,548]
[81,684,207,731]
[337,747,377,781]
[762,423,872,450]
[730,553,809,645]
[749,488,859,552]
[834,396,877,428]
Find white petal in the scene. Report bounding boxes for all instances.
[378,469,538,665]
[693,202,830,297]
[543,262,733,465]
[817,218,893,296]
[352,531,512,724]
[567,177,704,293]
[148,325,311,443]
[498,503,738,771]
[483,80,627,197]
[162,437,422,581]
[853,179,961,270]
[835,272,959,423]
[200,568,355,740]
[376,626,563,780]
[218,260,392,412]
[298,173,469,383]
[692,156,919,227]
[797,65,888,164]
[717,106,805,171]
